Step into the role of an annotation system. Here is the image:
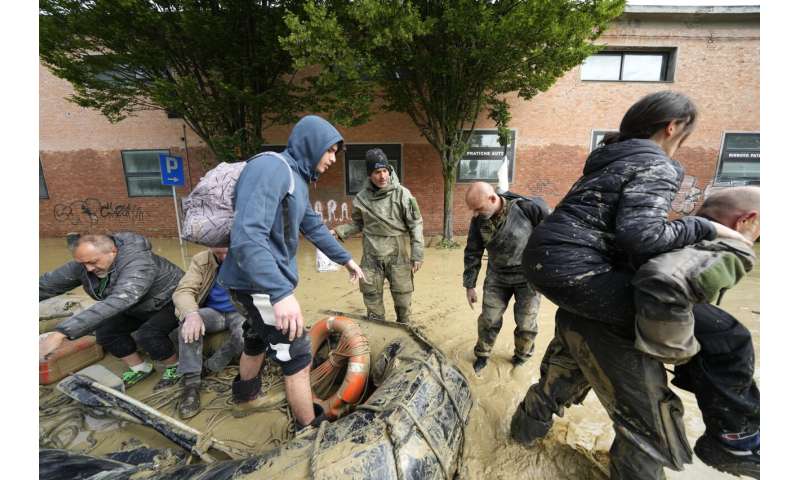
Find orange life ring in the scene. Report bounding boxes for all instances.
[309,316,370,419]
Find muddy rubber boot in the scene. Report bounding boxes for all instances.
[694,433,760,479]
[510,403,553,446]
[511,354,527,367]
[473,357,488,373]
[178,383,201,420]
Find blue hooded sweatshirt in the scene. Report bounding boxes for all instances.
[217,116,352,302]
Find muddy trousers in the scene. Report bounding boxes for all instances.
[511,308,691,480]
[532,271,760,439]
[359,254,414,323]
[94,301,178,361]
[177,308,246,379]
[474,279,540,360]
[672,303,760,437]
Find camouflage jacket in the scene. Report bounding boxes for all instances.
[632,238,756,364]
[335,169,424,262]
[463,193,549,288]
[39,232,184,339]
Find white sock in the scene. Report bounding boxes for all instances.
[131,362,153,373]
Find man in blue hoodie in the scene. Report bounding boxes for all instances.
[218,115,365,428]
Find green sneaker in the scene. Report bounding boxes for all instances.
[153,365,182,391]
[122,368,153,388]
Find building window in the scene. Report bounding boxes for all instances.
[581,49,675,82]
[39,159,49,199]
[591,130,618,151]
[457,129,516,183]
[121,149,173,197]
[345,144,402,195]
[715,132,760,185]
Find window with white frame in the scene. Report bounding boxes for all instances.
[39,159,49,199]
[715,132,760,185]
[457,129,516,183]
[121,149,173,197]
[345,144,402,195]
[581,49,675,82]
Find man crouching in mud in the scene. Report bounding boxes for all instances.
[217,115,365,429]
[39,233,184,389]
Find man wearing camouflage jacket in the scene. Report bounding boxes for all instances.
[334,148,424,323]
[463,182,549,373]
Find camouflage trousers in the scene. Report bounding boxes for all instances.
[474,278,540,360]
[511,308,692,480]
[359,254,414,323]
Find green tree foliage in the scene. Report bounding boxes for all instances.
[283,0,625,241]
[40,0,309,161]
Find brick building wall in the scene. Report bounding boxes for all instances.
[39,7,759,238]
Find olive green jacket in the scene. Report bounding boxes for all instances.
[335,170,424,262]
[632,238,756,364]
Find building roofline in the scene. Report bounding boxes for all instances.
[623,5,760,16]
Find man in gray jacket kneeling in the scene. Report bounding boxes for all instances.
[39,232,184,389]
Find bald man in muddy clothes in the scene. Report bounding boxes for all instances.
[463,182,549,373]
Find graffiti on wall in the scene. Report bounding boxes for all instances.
[313,200,351,224]
[671,176,716,215]
[54,198,145,226]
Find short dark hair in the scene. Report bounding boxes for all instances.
[697,186,760,223]
[602,91,698,146]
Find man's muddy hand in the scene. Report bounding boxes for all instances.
[466,288,478,310]
[39,331,66,361]
[181,312,205,343]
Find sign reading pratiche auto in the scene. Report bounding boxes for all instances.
[457,129,517,182]
[159,154,185,186]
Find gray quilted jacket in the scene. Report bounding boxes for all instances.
[39,232,184,339]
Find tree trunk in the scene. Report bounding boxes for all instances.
[441,154,457,242]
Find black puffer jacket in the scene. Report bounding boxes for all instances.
[39,232,184,339]
[523,139,716,287]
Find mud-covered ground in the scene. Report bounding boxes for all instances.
[39,236,759,479]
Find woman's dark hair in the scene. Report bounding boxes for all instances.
[601,91,698,146]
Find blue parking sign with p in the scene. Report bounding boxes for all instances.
[159,154,185,186]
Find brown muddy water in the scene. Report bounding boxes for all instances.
[39,237,760,479]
